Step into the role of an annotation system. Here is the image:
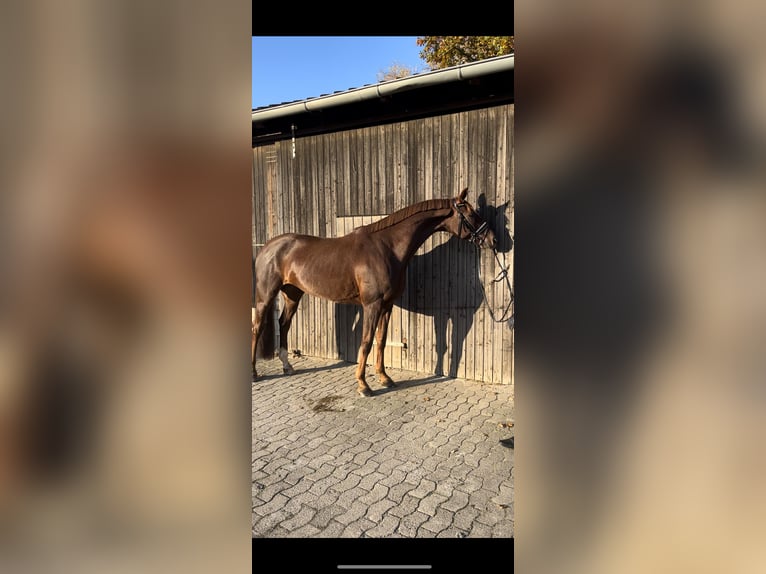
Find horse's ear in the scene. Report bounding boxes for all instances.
[458,188,468,202]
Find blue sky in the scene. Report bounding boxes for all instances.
[252,37,425,109]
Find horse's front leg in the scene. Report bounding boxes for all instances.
[375,304,395,388]
[356,301,383,397]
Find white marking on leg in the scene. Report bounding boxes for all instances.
[279,347,294,374]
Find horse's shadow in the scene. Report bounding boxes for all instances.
[334,195,512,379]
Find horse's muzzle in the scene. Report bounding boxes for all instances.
[477,228,497,249]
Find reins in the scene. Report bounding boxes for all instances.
[453,200,515,324]
[477,246,514,324]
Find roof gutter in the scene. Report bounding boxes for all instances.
[252,54,514,123]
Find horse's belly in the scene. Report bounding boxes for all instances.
[286,266,359,304]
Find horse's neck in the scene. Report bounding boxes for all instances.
[379,210,449,263]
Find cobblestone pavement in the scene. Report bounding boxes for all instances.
[252,355,514,538]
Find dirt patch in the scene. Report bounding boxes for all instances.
[312,395,346,413]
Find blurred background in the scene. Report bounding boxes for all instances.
[0,1,251,572]
[516,0,766,572]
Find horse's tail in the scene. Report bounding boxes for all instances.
[256,298,277,359]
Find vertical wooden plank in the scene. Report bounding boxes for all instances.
[349,130,358,217]
[490,106,503,384]
[253,149,261,241]
[432,115,445,377]
[385,123,401,370]
[440,113,453,377]
[426,119,438,375]
[329,133,341,360]
[292,137,303,354]
[321,135,332,359]
[415,118,426,374]
[312,135,320,357]
[451,110,461,378]
[473,108,484,382]
[402,120,416,372]
[309,135,320,357]
[268,148,278,240]
[402,122,411,207]
[274,141,289,350]
[368,127,375,215]
[317,137,327,359]
[290,138,306,356]
[341,132,352,361]
[362,128,371,217]
[366,127,374,215]
[373,126,380,215]
[341,131,351,223]
[400,123,417,369]
[252,148,260,309]
[464,110,476,382]
[505,104,515,387]
[450,112,462,379]
[383,125,392,215]
[377,125,386,217]
[317,136,335,359]
[377,128,393,367]
[413,118,425,375]
[478,107,490,381]
[346,131,358,361]
[293,139,304,354]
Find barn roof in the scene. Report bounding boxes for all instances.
[252,54,513,146]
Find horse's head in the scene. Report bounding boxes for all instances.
[447,188,497,249]
[480,195,513,254]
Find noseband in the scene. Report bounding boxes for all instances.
[453,200,490,246]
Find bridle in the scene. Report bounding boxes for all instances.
[453,199,491,247]
[453,199,514,324]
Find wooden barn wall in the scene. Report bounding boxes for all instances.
[253,104,514,385]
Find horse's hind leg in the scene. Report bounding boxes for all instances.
[251,308,258,378]
[252,291,277,378]
[252,265,282,379]
[278,285,303,374]
[375,304,395,388]
[356,301,383,397]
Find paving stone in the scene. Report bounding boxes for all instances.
[365,498,397,523]
[252,356,513,539]
[387,494,422,519]
[365,515,401,538]
[335,501,370,525]
[386,482,418,505]
[408,478,437,499]
[396,511,430,537]
[420,508,455,535]
[340,518,376,538]
[441,489,471,513]
[310,504,347,529]
[417,492,449,517]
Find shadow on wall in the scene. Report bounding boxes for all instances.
[333,195,512,376]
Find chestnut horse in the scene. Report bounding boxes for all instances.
[251,188,496,396]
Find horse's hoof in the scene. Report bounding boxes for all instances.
[252,370,258,381]
[357,387,374,397]
[380,378,396,388]
[283,366,294,375]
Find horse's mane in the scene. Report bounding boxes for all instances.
[354,199,451,234]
